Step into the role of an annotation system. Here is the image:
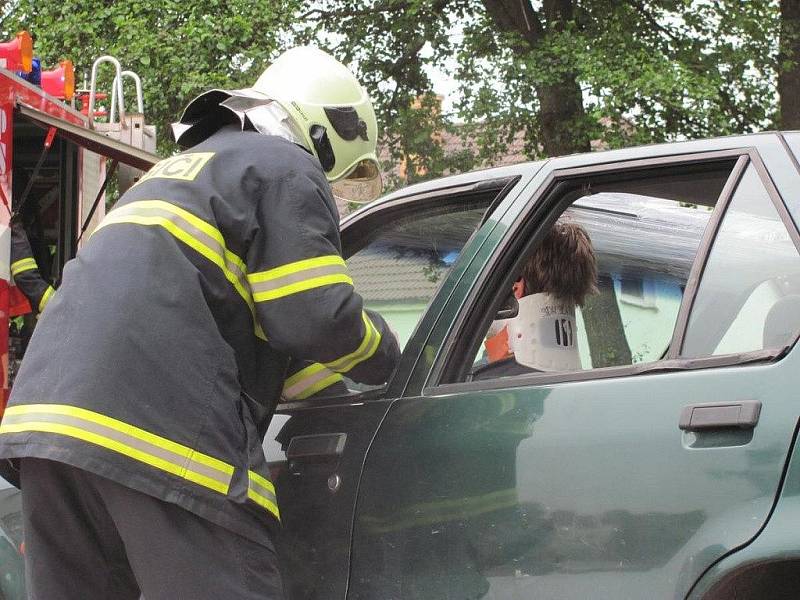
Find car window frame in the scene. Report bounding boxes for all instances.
[426,148,800,395]
[673,151,800,357]
[276,174,522,410]
[340,176,520,256]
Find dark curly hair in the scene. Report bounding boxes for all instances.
[521,221,598,307]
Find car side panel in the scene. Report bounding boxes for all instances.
[266,169,542,599]
[348,349,800,600]
[686,414,800,599]
[267,398,393,600]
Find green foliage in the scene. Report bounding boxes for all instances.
[2,0,298,155]
[0,0,788,194]
[295,0,479,190]
[302,0,783,187]
[455,0,780,155]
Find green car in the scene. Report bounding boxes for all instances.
[267,131,800,599]
[5,131,800,598]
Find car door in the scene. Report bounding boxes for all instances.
[263,167,537,600]
[349,136,800,600]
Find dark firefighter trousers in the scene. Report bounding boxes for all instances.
[19,458,284,600]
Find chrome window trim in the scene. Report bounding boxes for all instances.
[427,348,788,396]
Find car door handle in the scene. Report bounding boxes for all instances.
[286,433,347,462]
[679,401,761,431]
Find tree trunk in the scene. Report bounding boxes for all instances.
[580,275,632,368]
[537,78,591,156]
[481,0,590,156]
[779,0,800,129]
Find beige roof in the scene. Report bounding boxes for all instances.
[349,244,444,303]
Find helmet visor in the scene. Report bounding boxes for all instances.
[330,159,383,203]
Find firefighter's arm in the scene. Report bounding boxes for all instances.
[10,221,54,313]
[282,358,350,402]
[246,169,400,385]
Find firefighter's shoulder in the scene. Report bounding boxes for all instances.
[202,128,323,181]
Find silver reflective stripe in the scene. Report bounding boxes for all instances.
[249,263,350,295]
[247,470,280,519]
[1,411,232,491]
[283,365,335,399]
[95,200,266,340]
[249,474,278,506]
[107,204,249,294]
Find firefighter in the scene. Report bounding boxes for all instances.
[9,219,55,315]
[8,167,56,317]
[0,46,400,600]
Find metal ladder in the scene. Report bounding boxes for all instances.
[83,55,157,191]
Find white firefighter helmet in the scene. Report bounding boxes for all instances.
[172,46,382,199]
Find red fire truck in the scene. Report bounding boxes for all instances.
[0,31,159,411]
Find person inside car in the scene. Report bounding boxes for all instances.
[476,220,597,378]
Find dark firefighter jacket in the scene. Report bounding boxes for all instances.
[0,127,400,547]
[10,221,55,314]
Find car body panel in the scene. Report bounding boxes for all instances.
[347,133,800,599]
[349,349,800,599]
[268,398,393,600]
[686,420,800,599]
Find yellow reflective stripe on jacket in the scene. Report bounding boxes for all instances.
[324,311,381,374]
[38,286,55,312]
[0,404,234,494]
[10,257,37,277]
[248,255,353,302]
[282,363,343,401]
[95,200,266,340]
[247,470,280,520]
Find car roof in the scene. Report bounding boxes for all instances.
[375,161,541,203]
[368,131,793,208]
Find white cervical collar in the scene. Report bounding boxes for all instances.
[507,293,580,372]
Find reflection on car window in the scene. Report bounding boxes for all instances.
[682,166,800,357]
[468,163,735,382]
[348,207,486,350]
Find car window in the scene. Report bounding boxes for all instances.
[348,204,488,350]
[569,195,712,368]
[681,165,800,357]
[461,160,737,383]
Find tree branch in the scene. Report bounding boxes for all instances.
[299,2,412,21]
[626,0,680,44]
[481,0,544,49]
